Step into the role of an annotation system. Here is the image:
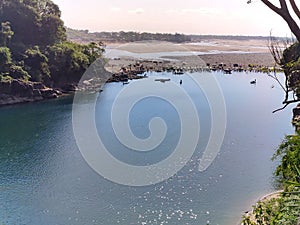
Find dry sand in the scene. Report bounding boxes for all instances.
[173,52,276,67]
[106,40,276,71]
[111,39,271,54]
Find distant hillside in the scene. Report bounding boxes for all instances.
[67,28,291,44]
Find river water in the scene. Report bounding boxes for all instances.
[0,71,294,225]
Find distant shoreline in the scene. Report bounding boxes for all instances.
[67,27,291,45]
[106,39,271,54]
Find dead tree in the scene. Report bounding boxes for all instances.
[248,0,300,42]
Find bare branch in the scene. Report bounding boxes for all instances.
[267,71,286,92]
[273,103,290,113]
[289,0,300,20]
[283,99,300,104]
[261,0,282,15]
[260,0,300,41]
[273,99,300,113]
[268,34,283,65]
[253,0,300,114]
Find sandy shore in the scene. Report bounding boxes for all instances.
[105,53,276,74]
[174,52,276,67]
[105,40,277,72]
[110,39,271,54]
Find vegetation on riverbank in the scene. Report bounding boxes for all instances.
[0,0,104,105]
[242,134,300,225]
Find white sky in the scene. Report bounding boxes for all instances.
[52,0,296,37]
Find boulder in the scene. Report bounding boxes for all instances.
[40,88,58,99]
[60,84,77,92]
[10,80,34,97]
[0,79,62,106]
[32,82,46,90]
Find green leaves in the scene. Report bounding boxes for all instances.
[0,22,14,46]
[39,13,66,46]
[242,135,300,224]
[24,46,50,82]
[0,0,105,88]
[0,47,12,68]
[242,194,300,225]
[0,0,65,49]
[273,135,300,184]
[9,65,30,80]
[45,41,104,85]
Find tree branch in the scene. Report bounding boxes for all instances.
[273,103,290,113]
[279,0,289,11]
[267,70,286,92]
[283,99,300,104]
[273,99,300,113]
[261,0,282,15]
[289,0,300,20]
[260,0,300,41]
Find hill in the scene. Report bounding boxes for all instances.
[0,0,104,106]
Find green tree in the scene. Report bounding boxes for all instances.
[0,0,40,49]
[24,46,50,82]
[242,135,300,225]
[273,134,300,183]
[0,0,66,50]
[9,65,30,80]
[46,42,90,85]
[39,14,66,46]
[0,47,12,68]
[0,22,14,46]
[0,0,104,90]
[83,42,105,62]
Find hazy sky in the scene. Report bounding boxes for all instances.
[52,0,294,36]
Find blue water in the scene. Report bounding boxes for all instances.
[0,71,294,225]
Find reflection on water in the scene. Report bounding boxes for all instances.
[0,71,294,225]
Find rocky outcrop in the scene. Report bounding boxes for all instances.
[0,79,63,106]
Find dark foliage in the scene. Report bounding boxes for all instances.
[0,0,103,87]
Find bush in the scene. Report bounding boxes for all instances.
[242,135,300,225]
[9,65,30,80]
[0,75,13,83]
[0,47,12,68]
[24,46,50,82]
[273,134,300,184]
[46,41,95,85]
